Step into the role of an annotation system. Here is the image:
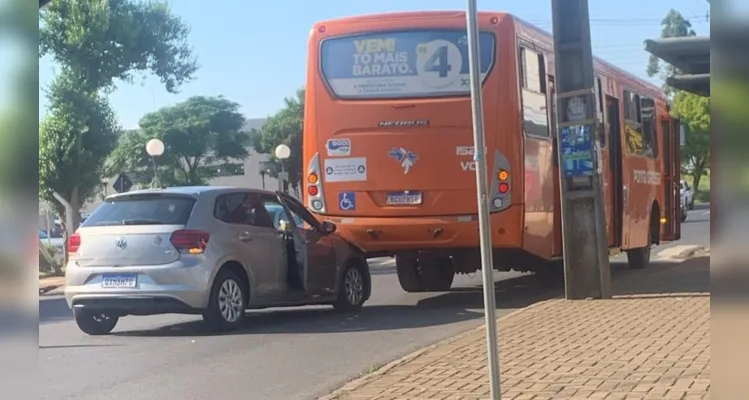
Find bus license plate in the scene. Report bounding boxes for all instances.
[101,274,137,288]
[386,191,422,205]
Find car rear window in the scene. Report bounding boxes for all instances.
[82,195,196,227]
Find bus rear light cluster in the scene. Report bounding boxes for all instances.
[497,169,510,193]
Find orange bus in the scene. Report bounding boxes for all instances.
[302,11,681,292]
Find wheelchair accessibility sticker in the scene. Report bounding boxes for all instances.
[338,192,356,211]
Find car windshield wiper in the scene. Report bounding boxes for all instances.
[122,219,164,225]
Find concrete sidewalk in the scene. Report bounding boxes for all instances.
[39,275,65,296]
[322,256,710,400]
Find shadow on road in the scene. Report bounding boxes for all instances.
[613,255,709,297]
[43,256,709,337]
[112,273,561,338]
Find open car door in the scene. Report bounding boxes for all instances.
[277,193,338,295]
[661,117,681,241]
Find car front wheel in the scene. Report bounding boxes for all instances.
[74,309,119,335]
[333,262,367,312]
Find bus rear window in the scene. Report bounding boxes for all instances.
[320,30,495,100]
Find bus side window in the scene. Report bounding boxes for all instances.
[623,90,644,155]
[595,76,605,147]
[640,97,657,158]
[519,45,549,138]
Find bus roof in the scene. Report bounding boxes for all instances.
[314,10,665,101]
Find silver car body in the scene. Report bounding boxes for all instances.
[64,186,370,314]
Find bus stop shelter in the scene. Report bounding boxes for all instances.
[644,36,710,97]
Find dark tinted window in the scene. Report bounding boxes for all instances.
[83,195,196,227]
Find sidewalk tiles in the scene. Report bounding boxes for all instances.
[322,294,710,400]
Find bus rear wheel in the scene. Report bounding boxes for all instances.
[396,255,423,293]
[626,218,654,269]
[420,256,455,292]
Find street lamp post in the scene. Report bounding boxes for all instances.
[274,144,291,193]
[465,1,502,399]
[145,138,165,188]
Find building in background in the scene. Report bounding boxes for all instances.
[40,117,284,228]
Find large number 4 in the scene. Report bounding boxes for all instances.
[424,45,452,77]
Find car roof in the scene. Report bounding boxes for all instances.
[105,186,282,200]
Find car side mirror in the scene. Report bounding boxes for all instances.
[319,220,337,234]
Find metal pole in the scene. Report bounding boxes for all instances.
[465,1,501,398]
[551,0,611,299]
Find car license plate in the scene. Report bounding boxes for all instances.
[386,191,423,205]
[101,274,137,288]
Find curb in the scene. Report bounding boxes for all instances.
[675,245,709,259]
[317,299,560,400]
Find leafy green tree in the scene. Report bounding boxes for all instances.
[39,71,120,231]
[646,9,696,96]
[252,88,305,193]
[646,7,710,197]
[670,91,710,194]
[106,96,251,186]
[38,0,198,233]
[39,0,198,94]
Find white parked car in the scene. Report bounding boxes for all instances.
[680,180,695,210]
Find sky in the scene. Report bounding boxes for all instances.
[38,0,711,129]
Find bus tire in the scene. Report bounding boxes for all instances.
[533,260,565,288]
[396,255,423,293]
[420,256,455,292]
[626,220,654,269]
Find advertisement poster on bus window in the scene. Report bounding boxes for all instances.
[560,125,594,177]
[320,30,495,99]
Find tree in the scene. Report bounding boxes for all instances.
[670,91,710,194]
[39,71,120,232]
[39,0,198,94]
[252,88,305,193]
[106,96,251,186]
[38,0,198,234]
[646,9,696,96]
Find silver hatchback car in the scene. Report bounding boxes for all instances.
[65,186,371,335]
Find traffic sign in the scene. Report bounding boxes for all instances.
[113,173,132,193]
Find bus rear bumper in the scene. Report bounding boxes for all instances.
[326,214,521,254]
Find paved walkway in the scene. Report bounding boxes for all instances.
[322,256,710,400]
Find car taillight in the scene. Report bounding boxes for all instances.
[170,230,210,254]
[68,232,81,253]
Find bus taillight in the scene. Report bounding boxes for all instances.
[498,169,509,181]
[308,172,319,184]
[308,185,319,196]
[499,183,509,194]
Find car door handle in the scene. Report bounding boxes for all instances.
[238,233,253,242]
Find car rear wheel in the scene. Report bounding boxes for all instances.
[333,262,367,312]
[203,270,246,332]
[74,309,119,335]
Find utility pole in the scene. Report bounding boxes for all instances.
[465,0,502,398]
[551,0,612,299]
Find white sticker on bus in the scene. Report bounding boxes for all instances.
[324,157,367,182]
[326,138,351,156]
[633,170,661,185]
[460,161,476,171]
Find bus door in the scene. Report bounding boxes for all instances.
[661,117,681,241]
[594,78,615,247]
[605,95,624,247]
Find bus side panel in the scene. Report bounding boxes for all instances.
[522,137,556,259]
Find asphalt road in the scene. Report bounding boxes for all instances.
[39,208,710,400]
